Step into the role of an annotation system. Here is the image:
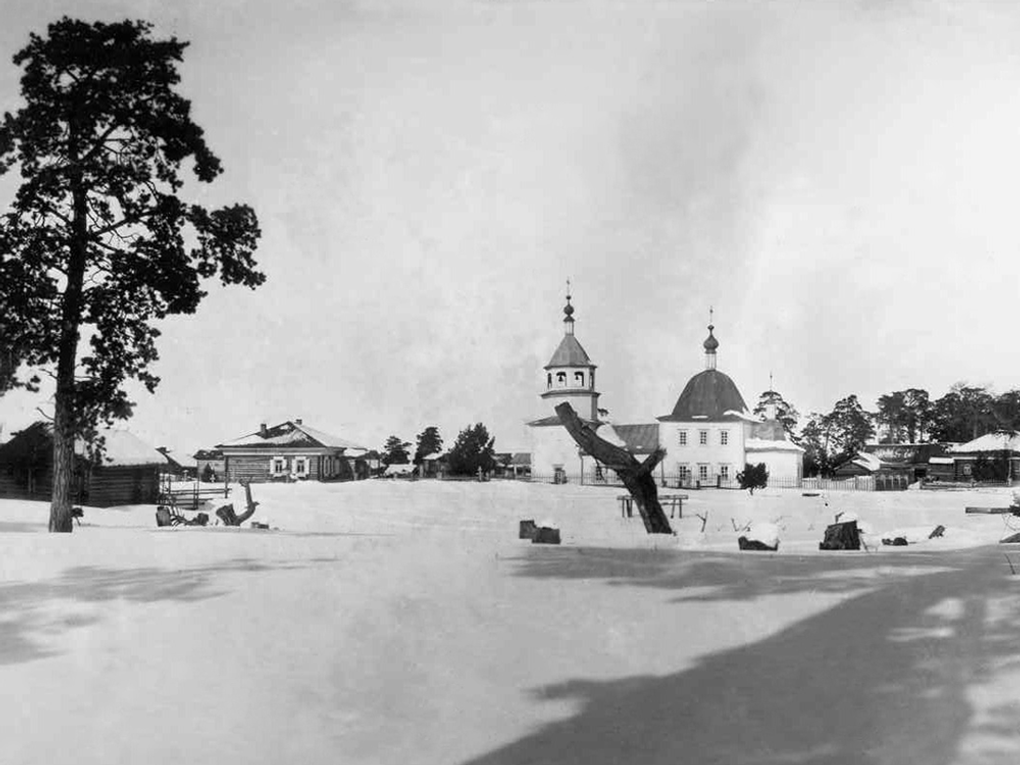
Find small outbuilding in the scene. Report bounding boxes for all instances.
[833,451,913,490]
[947,432,1020,484]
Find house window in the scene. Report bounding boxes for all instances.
[272,457,286,475]
[698,464,709,481]
[720,465,729,480]
[294,457,307,476]
[574,371,584,387]
[678,430,687,446]
[678,464,689,483]
[720,431,729,446]
[699,430,708,446]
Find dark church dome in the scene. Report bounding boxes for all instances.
[659,369,748,421]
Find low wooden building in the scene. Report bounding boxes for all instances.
[947,432,1020,484]
[833,451,912,490]
[926,456,956,482]
[217,419,368,483]
[0,422,164,507]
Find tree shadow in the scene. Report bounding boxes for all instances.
[509,546,978,602]
[463,547,1019,764]
[0,557,306,667]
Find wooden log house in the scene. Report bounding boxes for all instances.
[0,422,165,507]
[217,419,368,483]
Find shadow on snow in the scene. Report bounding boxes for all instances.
[0,558,305,666]
[461,546,1020,765]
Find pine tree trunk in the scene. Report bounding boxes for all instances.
[48,136,89,534]
[49,402,76,533]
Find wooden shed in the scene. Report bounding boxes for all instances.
[0,422,164,507]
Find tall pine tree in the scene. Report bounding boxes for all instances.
[0,19,263,531]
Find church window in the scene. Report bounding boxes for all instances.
[720,431,729,446]
[698,464,709,481]
[699,430,708,446]
[678,430,687,446]
[547,373,552,389]
[574,371,584,386]
[556,372,566,386]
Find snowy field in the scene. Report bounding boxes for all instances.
[3,480,1020,764]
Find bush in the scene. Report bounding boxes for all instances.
[737,462,769,494]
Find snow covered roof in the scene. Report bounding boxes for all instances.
[218,421,367,452]
[84,429,168,467]
[744,438,805,453]
[948,432,1020,454]
[0,422,166,467]
[527,414,600,428]
[608,423,660,454]
[597,424,629,449]
[296,424,367,453]
[851,452,885,472]
[929,457,955,465]
[725,410,760,424]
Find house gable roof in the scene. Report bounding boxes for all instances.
[948,432,1020,454]
[217,421,366,451]
[0,422,166,467]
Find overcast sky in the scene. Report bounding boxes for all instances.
[3,0,1020,456]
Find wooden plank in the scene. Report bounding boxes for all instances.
[965,507,1014,515]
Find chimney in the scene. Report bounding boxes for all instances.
[259,423,268,437]
[295,418,303,425]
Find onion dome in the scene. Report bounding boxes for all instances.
[703,324,719,352]
[659,369,748,421]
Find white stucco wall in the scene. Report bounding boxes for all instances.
[530,425,593,482]
[658,420,748,483]
[745,448,803,484]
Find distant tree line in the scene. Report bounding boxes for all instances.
[378,422,497,477]
[764,383,1020,478]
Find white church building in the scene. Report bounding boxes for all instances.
[528,294,804,486]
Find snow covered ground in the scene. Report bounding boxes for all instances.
[3,480,1020,764]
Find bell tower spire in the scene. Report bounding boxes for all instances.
[563,278,575,336]
[703,306,719,370]
[535,283,600,423]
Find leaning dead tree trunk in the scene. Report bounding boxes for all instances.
[554,402,673,535]
[215,480,259,526]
